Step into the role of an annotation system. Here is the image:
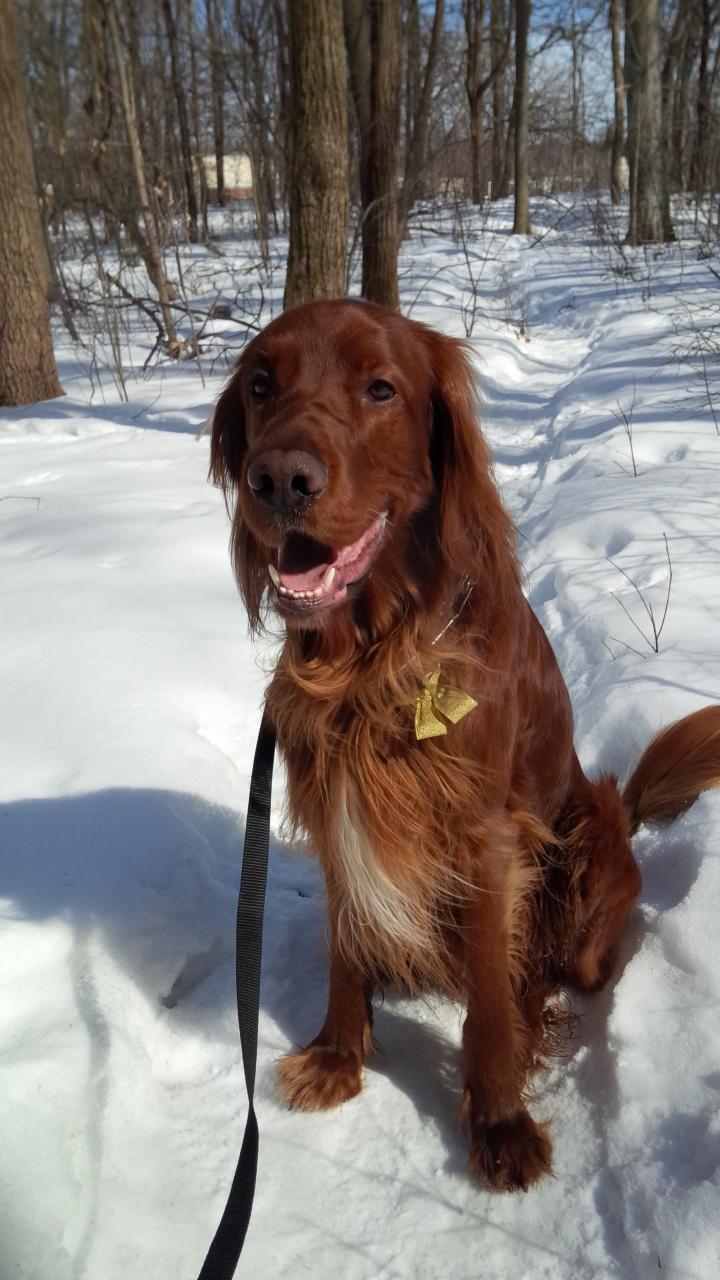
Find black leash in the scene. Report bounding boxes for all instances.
[197,712,276,1280]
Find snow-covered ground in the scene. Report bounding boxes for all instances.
[2,198,720,1279]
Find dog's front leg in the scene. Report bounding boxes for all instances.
[277,905,373,1111]
[460,872,552,1191]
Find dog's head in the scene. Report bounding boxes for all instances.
[211,299,510,634]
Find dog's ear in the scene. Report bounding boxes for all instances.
[209,368,246,497]
[427,331,517,598]
[209,362,268,633]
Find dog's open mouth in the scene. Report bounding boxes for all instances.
[268,513,387,613]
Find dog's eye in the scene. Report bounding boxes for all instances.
[367,379,396,402]
[249,372,271,401]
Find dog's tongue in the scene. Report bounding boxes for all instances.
[277,535,335,591]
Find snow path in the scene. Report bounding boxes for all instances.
[2,200,720,1279]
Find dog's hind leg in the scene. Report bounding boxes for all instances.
[561,776,642,992]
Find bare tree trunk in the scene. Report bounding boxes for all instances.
[400,0,444,230]
[569,0,583,188]
[406,0,421,160]
[671,19,695,194]
[609,0,624,204]
[661,3,688,195]
[624,0,674,244]
[344,0,372,210]
[511,0,531,234]
[206,0,225,205]
[184,0,208,239]
[237,7,279,253]
[0,0,62,405]
[465,1,486,205]
[105,0,178,346]
[284,0,348,308]
[273,0,291,218]
[691,0,712,195]
[362,0,402,308]
[491,0,510,199]
[161,0,198,241]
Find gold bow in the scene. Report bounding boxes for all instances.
[415,668,478,740]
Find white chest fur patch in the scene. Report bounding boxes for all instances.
[335,785,428,959]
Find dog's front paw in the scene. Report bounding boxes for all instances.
[277,1044,364,1111]
[465,1100,553,1191]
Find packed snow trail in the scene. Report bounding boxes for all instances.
[1,199,719,1280]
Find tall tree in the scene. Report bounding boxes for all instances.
[273,0,291,215]
[400,0,444,230]
[624,0,674,243]
[237,4,278,259]
[668,6,696,193]
[609,0,625,204]
[568,0,585,187]
[466,0,512,204]
[661,2,690,195]
[344,0,372,213]
[345,0,402,308]
[464,1,487,204]
[0,0,62,405]
[161,0,198,241]
[490,0,511,200]
[184,0,208,237]
[284,0,349,308]
[206,0,226,206]
[104,0,179,346]
[690,0,713,195]
[364,0,402,307]
[511,0,531,234]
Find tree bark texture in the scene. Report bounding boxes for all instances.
[624,0,673,244]
[345,0,401,307]
[609,0,624,205]
[284,0,349,309]
[511,0,531,234]
[690,0,712,195]
[661,3,688,196]
[670,14,695,194]
[184,0,208,237]
[0,0,63,405]
[465,0,486,205]
[344,0,372,207]
[361,0,402,308]
[273,0,291,216]
[491,0,510,200]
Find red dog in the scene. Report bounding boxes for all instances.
[211,299,720,1190]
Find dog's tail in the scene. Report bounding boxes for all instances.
[622,706,720,836]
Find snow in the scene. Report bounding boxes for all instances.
[2,197,720,1279]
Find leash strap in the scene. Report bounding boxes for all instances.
[197,713,276,1280]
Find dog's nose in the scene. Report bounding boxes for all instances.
[246,449,327,513]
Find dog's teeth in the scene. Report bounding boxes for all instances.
[276,573,336,603]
